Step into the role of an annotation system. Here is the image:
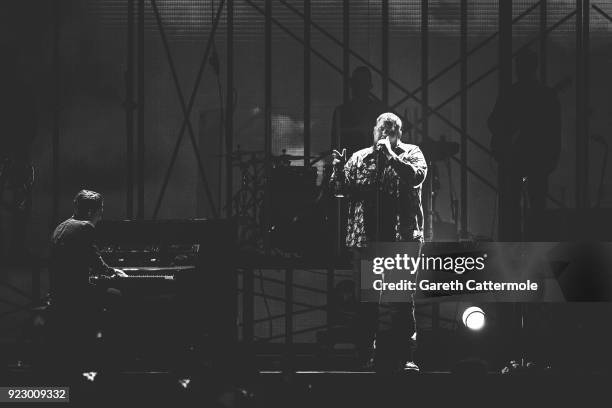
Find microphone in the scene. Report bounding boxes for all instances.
[375,138,388,160]
[376,145,386,164]
[375,136,386,152]
[375,140,387,180]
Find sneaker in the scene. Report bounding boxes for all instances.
[403,361,420,372]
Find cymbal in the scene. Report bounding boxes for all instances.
[209,150,264,158]
[272,154,318,161]
[418,140,460,161]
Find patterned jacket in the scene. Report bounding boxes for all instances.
[330,142,427,248]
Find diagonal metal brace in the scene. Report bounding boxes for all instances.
[592,4,612,22]
[391,0,542,110]
[151,0,225,219]
[415,9,577,128]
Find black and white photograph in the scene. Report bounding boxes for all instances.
[1,0,612,406]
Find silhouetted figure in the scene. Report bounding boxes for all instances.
[330,113,427,372]
[0,47,36,260]
[328,67,387,259]
[331,66,387,158]
[488,49,561,240]
[48,190,127,372]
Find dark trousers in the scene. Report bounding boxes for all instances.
[352,248,418,366]
[499,169,549,241]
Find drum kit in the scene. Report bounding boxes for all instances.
[212,148,320,249]
[218,138,460,250]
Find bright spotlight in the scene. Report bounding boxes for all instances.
[178,378,191,389]
[462,306,485,330]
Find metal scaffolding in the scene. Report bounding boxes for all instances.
[0,0,608,369]
[79,0,600,238]
[235,0,584,242]
[38,0,601,270]
[42,0,603,231]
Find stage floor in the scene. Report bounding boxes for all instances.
[2,367,611,407]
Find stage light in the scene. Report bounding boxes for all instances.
[178,378,191,389]
[462,306,485,330]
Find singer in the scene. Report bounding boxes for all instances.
[330,112,428,247]
[329,112,427,373]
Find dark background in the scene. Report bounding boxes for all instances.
[1,0,612,371]
[3,0,612,254]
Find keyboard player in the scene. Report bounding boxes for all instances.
[48,190,127,370]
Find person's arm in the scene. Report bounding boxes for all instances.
[390,146,427,187]
[329,151,356,196]
[488,97,502,160]
[487,96,504,136]
[377,139,427,187]
[84,225,125,277]
[89,242,114,277]
[488,94,514,160]
[548,91,562,172]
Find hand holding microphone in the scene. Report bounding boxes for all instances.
[331,148,347,198]
[332,148,347,169]
[376,137,394,160]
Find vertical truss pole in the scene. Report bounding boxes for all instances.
[498,0,512,240]
[576,0,586,209]
[243,269,254,344]
[126,0,134,219]
[52,0,61,226]
[326,264,334,333]
[137,0,145,219]
[420,0,429,143]
[226,0,234,217]
[304,0,311,166]
[421,0,431,241]
[499,1,513,104]
[284,268,294,373]
[343,0,350,105]
[460,0,468,239]
[540,0,547,84]
[336,0,349,257]
[382,0,389,107]
[264,0,272,251]
[583,0,590,208]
